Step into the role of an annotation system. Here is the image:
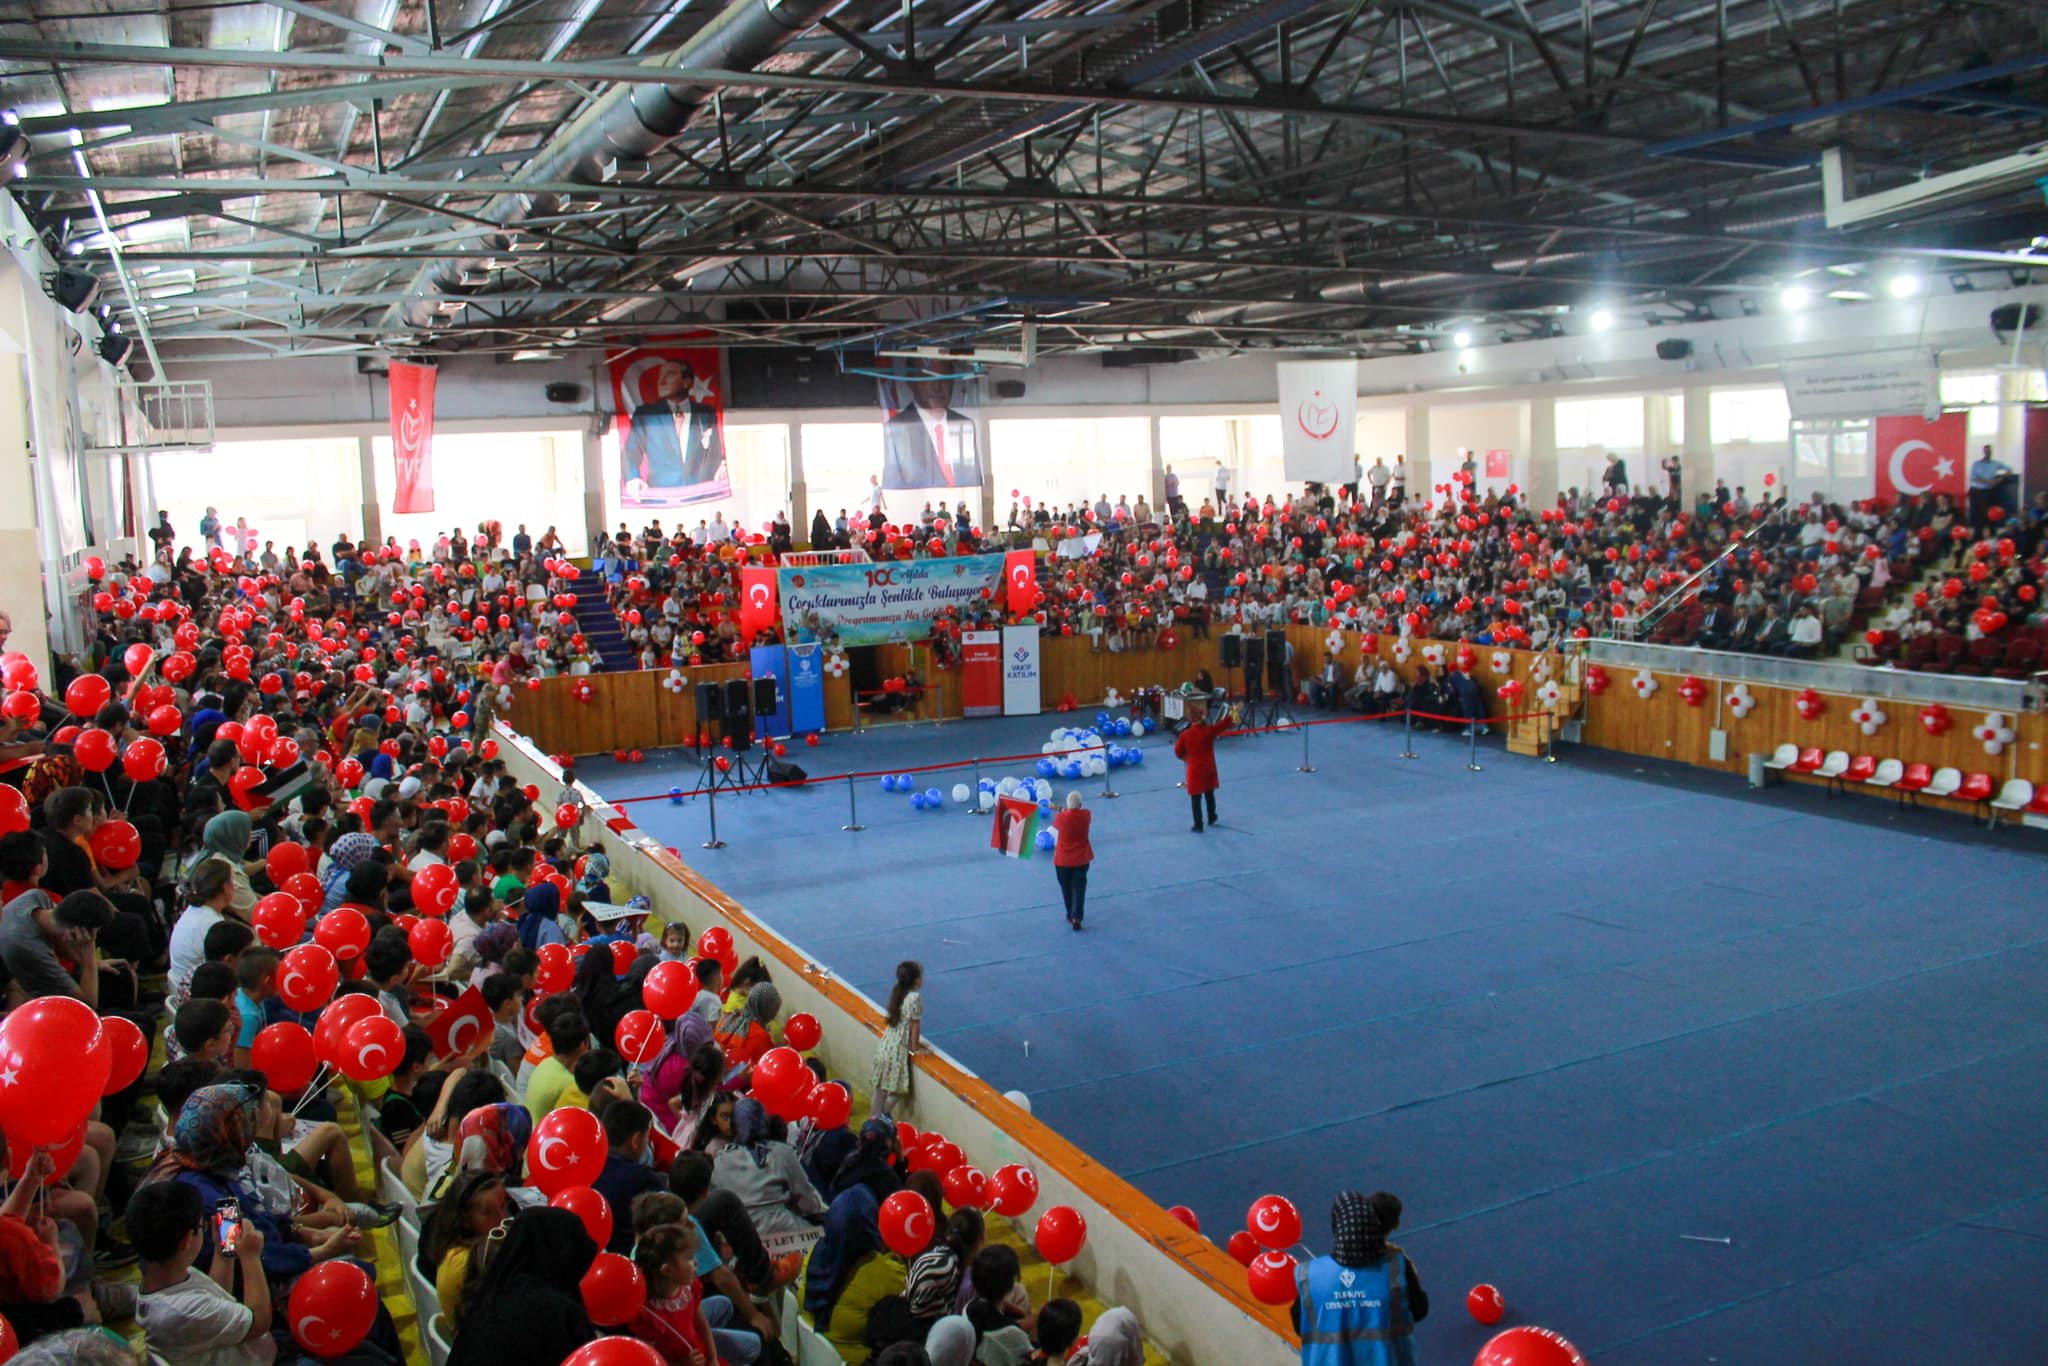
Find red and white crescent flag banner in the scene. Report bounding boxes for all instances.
[388,360,438,514]
[424,984,491,1060]
[1276,359,1358,484]
[738,566,780,643]
[1874,412,1967,506]
[1003,549,1037,617]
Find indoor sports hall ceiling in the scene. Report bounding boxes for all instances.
[1,0,2044,365]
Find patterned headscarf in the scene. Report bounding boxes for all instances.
[1330,1190,1385,1267]
[326,832,378,875]
[201,809,252,861]
[171,1083,262,1172]
[472,923,517,968]
[576,851,610,896]
[739,981,781,1030]
[456,1102,533,1180]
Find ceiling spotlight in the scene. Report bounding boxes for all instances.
[1780,284,1812,310]
[1452,329,1472,348]
[1589,307,1615,332]
[1887,272,1922,299]
[0,126,28,181]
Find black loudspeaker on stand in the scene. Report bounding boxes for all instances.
[752,676,778,716]
[1220,634,1243,670]
[695,682,724,723]
[1241,635,1265,704]
[1266,629,1288,691]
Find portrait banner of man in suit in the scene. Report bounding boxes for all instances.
[610,342,730,509]
[879,374,982,489]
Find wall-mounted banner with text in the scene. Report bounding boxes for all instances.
[779,552,1008,647]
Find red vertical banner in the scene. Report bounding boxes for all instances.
[1003,550,1037,617]
[738,566,780,644]
[388,360,437,514]
[1484,448,1510,479]
[961,630,1001,717]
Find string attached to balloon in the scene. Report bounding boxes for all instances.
[287,1062,334,1120]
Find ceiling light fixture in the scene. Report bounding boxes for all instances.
[1887,272,1922,299]
[1780,284,1812,310]
[1452,329,1472,348]
[1589,307,1616,332]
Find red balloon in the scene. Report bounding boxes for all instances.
[1226,1230,1259,1266]
[122,643,155,677]
[120,736,166,782]
[1467,1283,1506,1325]
[98,1015,148,1095]
[879,1189,936,1257]
[783,1013,821,1051]
[277,944,340,1011]
[749,1047,807,1107]
[989,1163,1039,1218]
[1246,1249,1298,1305]
[412,862,458,917]
[87,819,140,870]
[807,1081,852,1131]
[0,692,36,724]
[314,906,371,961]
[338,1014,406,1082]
[314,996,381,1070]
[1246,1194,1302,1249]
[530,1106,606,1196]
[63,674,110,718]
[941,1165,988,1210]
[5,1119,87,1186]
[555,802,581,830]
[615,1010,666,1064]
[73,727,118,773]
[0,787,23,836]
[289,1260,379,1358]
[283,872,324,914]
[252,1022,319,1093]
[0,996,110,1145]
[407,918,453,968]
[697,926,733,962]
[1166,1205,1200,1233]
[608,939,637,977]
[266,841,311,883]
[253,892,307,950]
[536,942,574,993]
[640,960,695,1018]
[580,1252,646,1327]
[1034,1205,1087,1263]
[550,1185,613,1248]
[1474,1326,1587,1366]
[563,1339,664,1366]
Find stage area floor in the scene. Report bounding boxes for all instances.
[575,713,2048,1364]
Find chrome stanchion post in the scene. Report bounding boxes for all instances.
[1099,746,1119,799]
[841,774,864,832]
[1544,713,1559,764]
[1466,720,1483,773]
[701,781,726,849]
[1399,705,1418,760]
[1297,719,1316,773]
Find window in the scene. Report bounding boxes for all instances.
[1554,397,1644,450]
[803,423,980,531]
[1666,393,1685,447]
[1709,387,1791,445]
[372,429,586,555]
[1940,372,2006,440]
[152,437,364,558]
[991,418,1151,518]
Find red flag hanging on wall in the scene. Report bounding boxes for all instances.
[1874,412,1967,506]
[738,566,780,644]
[388,360,438,514]
[1003,550,1037,618]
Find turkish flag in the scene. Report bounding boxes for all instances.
[388,360,437,514]
[424,984,492,1060]
[1874,412,1967,506]
[738,566,779,643]
[1003,550,1037,617]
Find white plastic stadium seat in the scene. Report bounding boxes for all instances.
[1924,767,1963,800]
[426,1313,455,1366]
[1816,750,1850,780]
[379,1156,417,1221]
[1988,778,2034,827]
[1763,743,1800,772]
[1867,759,1904,789]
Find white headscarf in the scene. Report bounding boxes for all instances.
[1072,1308,1142,1366]
[925,1316,976,1366]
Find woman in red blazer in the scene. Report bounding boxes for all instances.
[1051,791,1093,930]
[1175,705,1228,832]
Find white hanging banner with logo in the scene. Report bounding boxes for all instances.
[1001,625,1041,716]
[1276,359,1359,483]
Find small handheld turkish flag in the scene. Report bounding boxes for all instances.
[425,984,492,1060]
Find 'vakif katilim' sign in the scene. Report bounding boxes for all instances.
[779,552,1008,647]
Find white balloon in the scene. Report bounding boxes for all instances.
[951,783,970,803]
[978,791,995,810]
[1003,1089,1032,1114]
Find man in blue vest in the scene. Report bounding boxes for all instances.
[1293,1191,1427,1365]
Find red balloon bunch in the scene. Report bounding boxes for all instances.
[0,997,112,1144]
[289,1261,379,1358]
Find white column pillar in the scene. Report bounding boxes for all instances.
[357,435,381,546]
[1682,385,1714,499]
[1148,415,1165,512]
[580,427,605,548]
[1526,397,1558,509]
[1402,404,1429,502]
[788,421,809,543]
[0,355,50,674]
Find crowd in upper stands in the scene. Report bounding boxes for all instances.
[0,520,1158,1364]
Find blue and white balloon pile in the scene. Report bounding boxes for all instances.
[1038,723,1145,779]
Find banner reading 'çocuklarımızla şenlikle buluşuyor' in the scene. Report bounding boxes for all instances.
[778,552,1008,647]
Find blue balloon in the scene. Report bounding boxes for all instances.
[1114,718,1132,737]
[1036,758,1057,777]
[979,778,997,792]
[1060,760,1082,780]
[910,791,926,809]
[924,788,942,806]
[1127,745,1144,764]
[880,775,897,793]
[668,786,684,805]
[1037,800,1054,819]
[1034,828,1057,852]
[1094,711,1112,729]
[898,773,915,790]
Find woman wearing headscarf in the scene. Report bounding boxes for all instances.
[464,922,519,991]
[709,1096,827,1239]
[802,1117,904,1332]
[446,1206,598,1366]
[516,882,569,950]
[319,831,379,914]
[197,808,260,914]
[926,1316,978,1366]
[575,849,612,904]
[1069,1308,1144,1366]
[1290,1191,1424,1366]
[429,1102,533,1202]
[638,1010,717,1132]
[714,980,782,1081]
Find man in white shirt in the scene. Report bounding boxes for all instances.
[709,514,729,543]
[132,1179,277,1366]
[1787,606,1824,658]
[1366,457,1391,506]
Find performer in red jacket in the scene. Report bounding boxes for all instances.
[1050,790,1093,930]
[1174,704,1229,832]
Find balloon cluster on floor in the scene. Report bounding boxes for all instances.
[1037,724,1144,780]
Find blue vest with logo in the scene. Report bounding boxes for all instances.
[1297,1251,1415,1366]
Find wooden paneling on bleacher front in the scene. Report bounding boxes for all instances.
[499,630,2041,815]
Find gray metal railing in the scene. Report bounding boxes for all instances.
[1581,638,2041,710]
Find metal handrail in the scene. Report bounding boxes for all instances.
[1582,638,2040,711]
[1632,498,1792,639]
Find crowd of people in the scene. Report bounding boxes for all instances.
[0,520,1167,1365]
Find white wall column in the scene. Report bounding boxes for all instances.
[788,421,809,540]
[581,427,605,543]
[1402,404,1429,498]
[1682,385,1714,497]
[0,355,49,673]
[356,435,381,546]
[1526,397,1558,508]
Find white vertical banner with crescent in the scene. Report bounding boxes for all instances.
[388,360,437,514]
[1277,359,1358,483]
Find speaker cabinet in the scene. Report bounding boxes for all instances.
[1220,634,1243,670]
[1241,635,1265,678]
[752,676,778,715]
[51,267,99,314]
[695,682,724,722]
[723,678,753,720]
[1266,629,1288,689]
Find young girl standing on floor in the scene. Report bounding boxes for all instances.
[871,960,923,1119]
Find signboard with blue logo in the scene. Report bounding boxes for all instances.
[787,641,827,736]
[1001,625,1040,716]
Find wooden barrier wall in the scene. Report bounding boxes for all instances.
[498,630,2044,811]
